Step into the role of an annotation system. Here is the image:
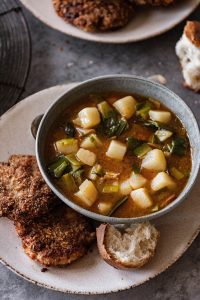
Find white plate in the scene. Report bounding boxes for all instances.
[20,0,200,43]
[1,84,200,295]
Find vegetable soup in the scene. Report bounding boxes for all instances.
[46,92,191,218]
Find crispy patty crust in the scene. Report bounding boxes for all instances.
[52,0,134,32]
[15,205,95,266]
[0,155,59,222]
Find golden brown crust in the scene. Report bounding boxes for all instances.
[52,0,134,32]
[15,205,95,266]
[0,155,59,222]
[96,223,159,270]
[184,21,200,48]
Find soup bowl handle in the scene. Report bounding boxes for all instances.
[31,114,44,139]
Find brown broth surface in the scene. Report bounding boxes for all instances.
[46,92,192,218]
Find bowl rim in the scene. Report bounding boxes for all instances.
[36,74,200,224]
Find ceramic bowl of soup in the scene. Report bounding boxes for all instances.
[36,75,200,224]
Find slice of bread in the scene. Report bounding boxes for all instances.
[176,21,200,92]
[96,222,159,269]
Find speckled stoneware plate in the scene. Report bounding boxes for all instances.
[1,84,200,294]
[19,0,199,43]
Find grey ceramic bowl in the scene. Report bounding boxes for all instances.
[36,75,200,224]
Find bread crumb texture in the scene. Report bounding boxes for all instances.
[105,222,159,268]
[176,21,200,92]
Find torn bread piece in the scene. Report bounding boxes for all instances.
[0,155,59,222]
[96,222,159,269]
[176,21,200,92]
[15,205,95,266]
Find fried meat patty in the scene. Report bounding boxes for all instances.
[130,0,176,6]
[15,205,95,266]
[52,0,134,32]
[0,155,58,222]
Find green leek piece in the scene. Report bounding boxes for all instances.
[126,137,143,151]
[61,173,77,192]
[71,167,84,185]
[89,134,103,147]
[55,138,78,154]
[133,143,152,158]
[65,153,82,166]
[89,164,104,180]
[102,184,119,193]
[115,118,129,136]
[136,102,152,120]
[48,156,69,178]
[97,101,113,119]
[132,163,140,174]
[170,167,184,180]
[149,133,157,144]
[108,196,128,216]
[155,129,173,142]
[168,137,186,156]
[64,122,76,137]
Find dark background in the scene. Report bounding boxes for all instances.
[0,3,200,300]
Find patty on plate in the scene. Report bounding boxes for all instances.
[52,0,134,32]
[0,155,59,222]
[15,205,95,266]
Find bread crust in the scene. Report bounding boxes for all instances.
[96,223,159,269]
[184,21,200,48]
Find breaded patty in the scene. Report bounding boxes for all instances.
[15,205,95,266]
[130,0,176,6]
[0,155,59,222]
[52,0,134,32]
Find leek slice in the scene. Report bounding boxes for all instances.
[48,156,69,178]
[102,184,119,193]
[61,173,77,192]
[155,129,173,142]
[97,101,113,119]
[133,143,152,158]
[170,167,184,180]
[108,196,128,216]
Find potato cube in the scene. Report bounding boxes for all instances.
[78,107,100,129]
[106,140,127,161]
[129,172,147,189]
[131,188,152,209]
[76,179,98,206]
[141,149,166,171]
[151,172,176,192]
[119,179,132,195]
[76,148,96,166]
[149,110,171,124]
[113,96,136,119]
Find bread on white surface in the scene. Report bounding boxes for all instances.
[96,222,159,269]
[176,21,200,92]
